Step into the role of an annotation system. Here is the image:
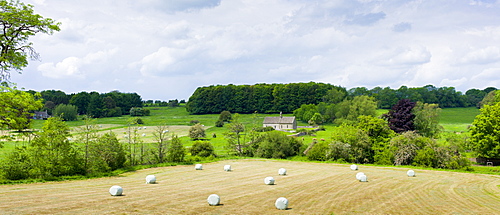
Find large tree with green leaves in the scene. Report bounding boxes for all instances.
[0,85,43,131]
[470,103,500,159]
[412,102,442,138]
[0,0,60,81]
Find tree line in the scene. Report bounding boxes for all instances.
[186,83,497,114]
[33,90,143,119]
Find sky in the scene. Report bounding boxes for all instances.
[10,0,500,101]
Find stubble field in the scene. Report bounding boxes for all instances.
[0,159,499,214]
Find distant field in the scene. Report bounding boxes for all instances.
[439,107,480,132]
[0,106,482,158]
[0,159,498,214]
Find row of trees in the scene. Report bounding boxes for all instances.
[1,117,186,180]
[186,82,345,114]
[143,99,185,107]
[36,90,143,118]
[186,83,497,115]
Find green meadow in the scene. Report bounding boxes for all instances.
[2,106,480,158]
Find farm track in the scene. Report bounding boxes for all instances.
[0,159,499,214]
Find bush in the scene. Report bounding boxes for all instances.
[189,120,200,125]
[166,136,186,162]
[254,131,303,159]
[306,141,329,161]
[189,123,205,140]
[130,107,150,116]
[254,126,275,132]
[215,119,224,127]
[129,117,144,125]
[190,141,215,157]
[219,111,232,122]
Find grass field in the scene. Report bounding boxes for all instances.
[0,159,499,214]
[0,106,482,159]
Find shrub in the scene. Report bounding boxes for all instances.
[130,107,150,116]
[166,136,186,162]
[254,131,303,159]
[190,141,215,157]
[219,111,232,122]
[189,123,206,140]
[215,119,224,127]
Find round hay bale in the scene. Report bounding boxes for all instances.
[109,185,123,196]
[264,176,275,185]
[278,168,287,175]
[350,164,358,171]
[275,197,289,210]
[145,175,156,184]
[359,174,368,182]
[355,172,365,180]
[407,170,416,177]
[224,165,231,171]
[207,194,220,206]
[195,164,203,170]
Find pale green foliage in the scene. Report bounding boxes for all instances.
[470,102,500,158]
[2,117,84,179]
[87,132,126,173]
[0,0,61,81]
[413,102,442,138]
[308,112,324,125]
[225,113,246,155]
[293,104,318,122]
[152,124,169,163]
[389,131,434,166]
[189,123,206,140]
[190,141,214,157]
[330,124,372,163]
[166,135,185,162]
[334,95,377,124]
[254,131,302,159]
[53,104,78,121]
[0,85,43,131]
[478,90,499,108]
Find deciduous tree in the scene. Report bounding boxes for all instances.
[0,0,60,81]
[0,85,43,131]
[470,103,500,158]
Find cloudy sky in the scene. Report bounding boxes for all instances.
[11,0,500,100]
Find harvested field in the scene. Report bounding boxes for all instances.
[0,159,499,214]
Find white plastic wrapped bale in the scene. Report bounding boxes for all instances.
[407,170,416,177]
[350,164,358,171]
[359,174,368,182]
[278,168,287,175]
[109,185,123,196]
[145,175,156,184]
[224,165,231,171]
[356,172,365,180]
[264,176,275,185]
[207,194,220,206]
[195,164,203,170]
[275,197,289,210]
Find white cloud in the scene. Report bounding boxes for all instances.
[38,49,117,79]
[460,46,500,64]
[9,0,500,100]
[38,57,83,79]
